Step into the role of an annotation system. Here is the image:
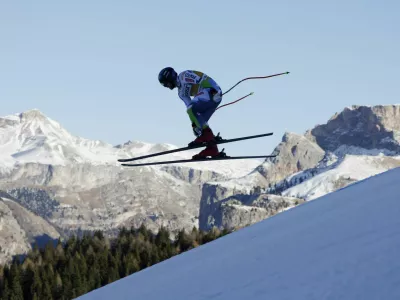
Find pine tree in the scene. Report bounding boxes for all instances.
[175,229,194,252]
[203,227,221,244]
[53,272,63,300]
[150,249,160,265]
[68,256,83,298]
[61,267,73,300]
[41,280,52,300]
[0,264,4,290]
[1,277,10,300]
[94,230,104,241]
[9,263,24,300]
[43,242,55,263]
[86,254,101,291]
[20,263,35,300]
[155,226,173,259]
[106,252,119,284]
[138,224,150,241]
[191,226,200,248]
[138,242,151,270]
[30,269,42,300]
[98,249,109,286]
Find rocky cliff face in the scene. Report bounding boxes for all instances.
[0,192,60,264]
[217,194,304,231]
[254,132,326,186]
[199,182,303,231]
[197,131,325,231]
[0,161,218,237]
[199,105,400,231]
[305,105,400,153]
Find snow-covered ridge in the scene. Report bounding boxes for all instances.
[0,109,117,166]
[265,145,400,200]
[0,109,261,177]
[282,154,400,200]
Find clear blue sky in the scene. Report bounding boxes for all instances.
[1,1,399,156]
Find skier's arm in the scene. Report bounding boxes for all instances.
[178,70,207,130]
[177,83,200,128]
[178,84,192,108]
[181,93,201,129]
[180,71,200,104]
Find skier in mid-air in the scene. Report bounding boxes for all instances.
[119,70,288,166]
[158,67,223,159]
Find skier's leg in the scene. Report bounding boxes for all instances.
[187,89,222,130]
[187,89,222,158]
[201,89,222,124]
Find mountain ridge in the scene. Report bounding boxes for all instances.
[199,104,400,230]
[1,104,399,264]
[0,108,262,264]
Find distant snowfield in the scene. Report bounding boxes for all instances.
[76,167,400,300]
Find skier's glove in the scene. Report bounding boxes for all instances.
[192,123,201,137]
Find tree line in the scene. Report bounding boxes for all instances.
[0,224,230,300]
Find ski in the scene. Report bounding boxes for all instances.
[118,132,273,163]
[121,153,276,167]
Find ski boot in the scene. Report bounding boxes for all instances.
[192,147,228,160]
[192,144,220,159]
[188,126,216,147]
[189,127,220,159]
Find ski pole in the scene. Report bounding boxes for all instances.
[216,92,253,111]
[216,71,290,111]
[222,71,290,96]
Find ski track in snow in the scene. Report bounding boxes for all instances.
[76,167,400,300]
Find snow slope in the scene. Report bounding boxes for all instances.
[76,167,400,300]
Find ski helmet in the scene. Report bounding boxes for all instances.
[158,67,177,89]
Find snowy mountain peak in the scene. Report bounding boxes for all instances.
[0,109,261,176]
[2,109,67,139]
[2,109,53,126]
[0,109,95,166]
[19,108,48,121]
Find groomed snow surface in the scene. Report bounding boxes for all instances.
[77,167,400,300]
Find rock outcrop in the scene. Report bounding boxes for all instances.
[199,105,400,230]
[199,185,303,231]
[0,192,60,264]
[254,132,325,186]
[305,105,400,153]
